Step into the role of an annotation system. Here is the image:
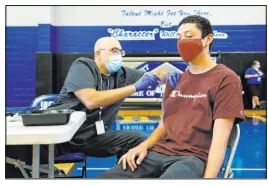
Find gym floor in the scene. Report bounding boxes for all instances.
[55,110,267,178]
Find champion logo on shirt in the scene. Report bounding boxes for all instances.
[170,90,207,101]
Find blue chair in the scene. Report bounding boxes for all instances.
[31,94,87,178]
[30,94,59,110]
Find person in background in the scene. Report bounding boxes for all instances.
[244,60,265,110]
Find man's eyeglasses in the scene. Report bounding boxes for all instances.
[99,47,126,56]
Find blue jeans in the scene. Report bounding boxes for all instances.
[97,150,205,178]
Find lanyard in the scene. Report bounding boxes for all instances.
[99,74,109,121]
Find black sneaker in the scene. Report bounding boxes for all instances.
[39,169,66,178]
[54,169,67,177]
[38,165,66,178]
[254,105,260,110]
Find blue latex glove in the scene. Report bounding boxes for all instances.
[134,73,161,92]
[165,70,181,88]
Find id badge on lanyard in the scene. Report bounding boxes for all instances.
[95,107,105,135]
[95,74,109,135]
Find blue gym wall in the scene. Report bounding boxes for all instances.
[6,5,267,107]
[6,26,37,107]
[6,25,267,107]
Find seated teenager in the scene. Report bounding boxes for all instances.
[97,15,245,179]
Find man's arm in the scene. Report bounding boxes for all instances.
[255,68,264,77]
[74,85,136,110]
[245,68,258,79]
[139,117,166,149]
[117,81,170,171]
[203,117,234,178]
[75,72,160,110]
[66,61,158,110]
[127,66,177,85]
[118,117,166,171]
[245,74,259,79]
[136,83,173,150]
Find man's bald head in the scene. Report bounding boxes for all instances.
[94,37,122,52]
[94,37,124,74]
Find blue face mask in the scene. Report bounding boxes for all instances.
[105,54,123,73]
[256,64,261,69]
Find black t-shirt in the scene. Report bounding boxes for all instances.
[48,57,144,145]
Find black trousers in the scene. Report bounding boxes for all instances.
[6,130,147,178]
[97,150,205,179]
[247,84,261,97]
